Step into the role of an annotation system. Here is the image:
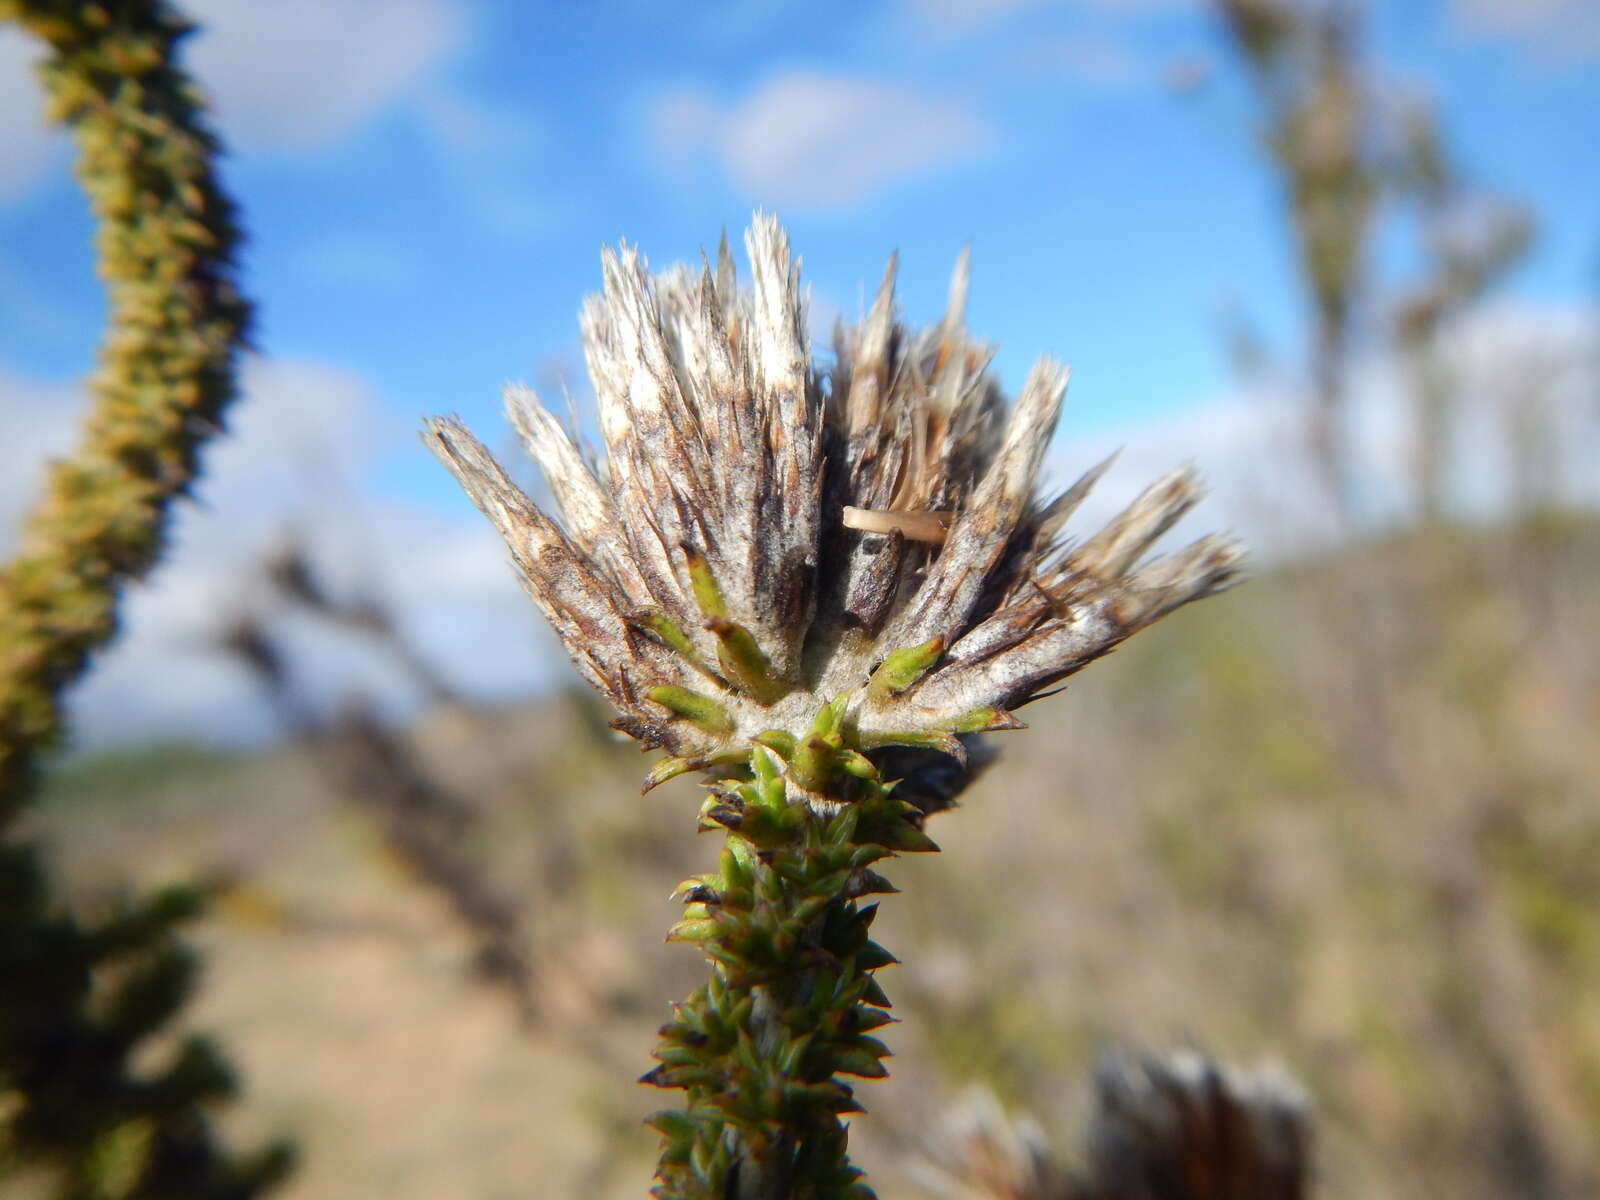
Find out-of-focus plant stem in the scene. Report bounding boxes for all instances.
[0,0,250,811]
[1218,0,1375,523]
[0,8,288,1194]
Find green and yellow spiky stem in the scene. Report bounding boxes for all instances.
[0,0,250,809]
[624,549,966,1196]
[645,698,938,1200]
[643,687,1007,1198]
[0,6,288,1196]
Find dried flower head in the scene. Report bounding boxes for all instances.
[1082,1049,1311,1199]
[425,215,1241,807]
[915,1053,1311,1200]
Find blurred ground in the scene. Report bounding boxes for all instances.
[23,514,1600,1199]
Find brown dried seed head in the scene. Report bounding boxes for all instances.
[426,214,1243,800]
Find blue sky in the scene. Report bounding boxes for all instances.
[2,0,1597,743]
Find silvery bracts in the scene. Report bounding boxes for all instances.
[426,215,1243,1196]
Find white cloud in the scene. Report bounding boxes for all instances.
[0,28,69,205]
[3,0,556,236]
[1449,0,1600,64]
[4,355,550,747]
[1046,302,1600,559]
[653,71,994,210]
[182,0,468,152]
[181,0,560,244]
[73,497,553,747]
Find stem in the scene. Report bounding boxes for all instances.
[0,0,250,809]
[1309,313,1351,526]
[0,8,288,1195]
[645,746,936,1199]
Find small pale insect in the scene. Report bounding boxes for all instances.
[841,506,955,546]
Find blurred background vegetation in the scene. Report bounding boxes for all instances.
[4,0,1598,1197]
[22,510,1599,1198]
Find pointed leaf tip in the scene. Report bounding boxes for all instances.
[647,684,735,736]
[707,618,790,705]
[867,635,946,701]
[644,756,696,792]
[682,544,727,621]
